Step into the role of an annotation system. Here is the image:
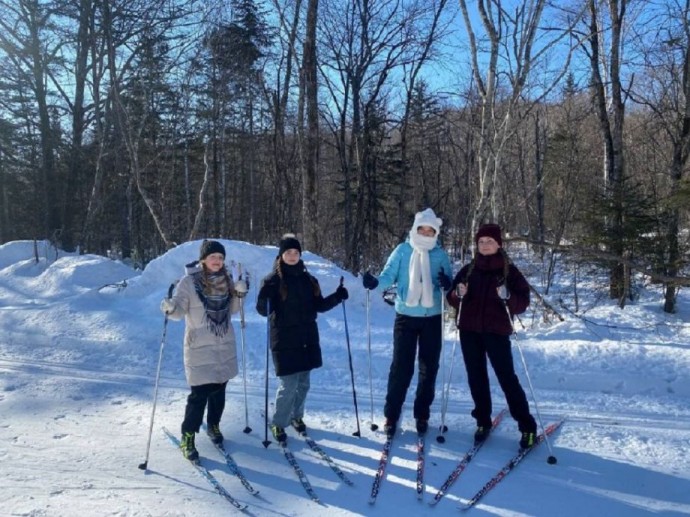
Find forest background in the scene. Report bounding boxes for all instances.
[1,0,689,313]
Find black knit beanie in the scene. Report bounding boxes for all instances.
[278,234,302,256]
[199,240,226,260]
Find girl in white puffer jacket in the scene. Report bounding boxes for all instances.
[160,240,247,460]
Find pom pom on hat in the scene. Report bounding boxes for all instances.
[199,239,226,260]
[278,233,302,256]
[412,208,442,235]
[475,224,503,246]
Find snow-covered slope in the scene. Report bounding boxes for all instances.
[1,239,688,516]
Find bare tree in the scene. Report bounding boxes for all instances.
[457,0,582,242]
[626,0,690,312]
[319,0,451,270]
[0,0,61,240]
[301,0,320,252]
[584,0,632,301]
[397,0,451,230]
[262,0,304,239]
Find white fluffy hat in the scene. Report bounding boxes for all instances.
[412,208,442,234]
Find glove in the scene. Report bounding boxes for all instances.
[336,285,349,301]
[438,271,452,291]
[362,271,379,290]
[456,283,467,299]
[497,284,510,300]
[160,298,175,314]
[234,279,248,298]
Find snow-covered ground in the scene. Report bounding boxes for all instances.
[1,239,689,516]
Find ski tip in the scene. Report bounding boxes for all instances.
[459,501,477,512]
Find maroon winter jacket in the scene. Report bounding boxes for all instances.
[446,253,530,336]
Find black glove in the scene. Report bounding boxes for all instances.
[336,285,349,301]
[438,271,452,291]
[362,271,379,290]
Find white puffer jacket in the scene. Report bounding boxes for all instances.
[165,264,242,386]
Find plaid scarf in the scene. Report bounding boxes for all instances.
[192,270,231,336]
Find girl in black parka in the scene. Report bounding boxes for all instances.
[256,234,348,444]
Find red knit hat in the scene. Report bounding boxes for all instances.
[475,223,502,246]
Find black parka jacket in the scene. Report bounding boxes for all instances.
[256,262,342,376]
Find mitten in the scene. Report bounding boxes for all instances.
[362,271,379,290]
[160,298,175,314]
[497,284,510,300]
[234,279,248,298]
[438,271,452,291]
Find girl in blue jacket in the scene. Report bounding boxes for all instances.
[362,208,452,436]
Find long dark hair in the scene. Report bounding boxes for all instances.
[272,257,320,300]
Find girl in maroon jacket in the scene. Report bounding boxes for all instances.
[446,223,537,449]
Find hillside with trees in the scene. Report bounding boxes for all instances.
[0,0,688,311]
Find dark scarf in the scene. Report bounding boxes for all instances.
[463,251,510,284]
[474,252,505,272]
[276,259,320,300]
[192,270,231,336]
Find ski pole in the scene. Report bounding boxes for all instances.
[437,294,446,433]
[437,281,463,443]
[262,298,272,448]
[503,301,557,465]
[366,289,378,431]
[437,329,458,443]
[340,277,361,437]
[138,283,175,471]
[237,264,251,434]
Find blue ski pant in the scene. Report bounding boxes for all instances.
[272,370,311,428]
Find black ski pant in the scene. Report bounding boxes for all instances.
[384,313,442,423]
[181,381,228,434]
[459,330,536,433]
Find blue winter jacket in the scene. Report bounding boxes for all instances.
[374,240,452,317]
